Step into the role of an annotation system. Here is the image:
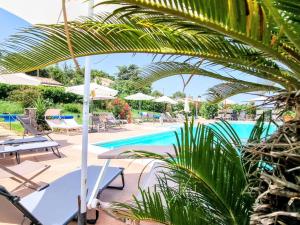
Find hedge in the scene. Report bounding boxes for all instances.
[0,84,81,104]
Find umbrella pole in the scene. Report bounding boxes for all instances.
[79,1,93,224]
[139,101,141,116]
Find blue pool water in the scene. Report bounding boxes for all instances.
[97,122,277,149]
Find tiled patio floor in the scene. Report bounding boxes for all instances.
[0,122,187,225]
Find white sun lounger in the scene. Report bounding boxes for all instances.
[0,141,60,163]
[46,118,82,135]
[0,165,124,225]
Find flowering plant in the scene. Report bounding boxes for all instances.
[107,98,132,122]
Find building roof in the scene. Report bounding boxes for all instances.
[0,73,62,86]
[34,76,62,86]
[98,77,114,87]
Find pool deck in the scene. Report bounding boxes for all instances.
[0,120,208,225]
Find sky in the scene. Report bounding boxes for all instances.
[0,7,261,103]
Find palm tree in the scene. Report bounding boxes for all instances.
[137,61,282,102]
[0,1,299,109]
[105,119,253,225]
[0,1,299,224]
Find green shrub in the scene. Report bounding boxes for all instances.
[63,103,82,113]
[0,84,18,99]
[40,86,81,104]
[228,103,255,115]
[200,102,219,119]
[126,100,165,113]
[34,97,49,129]
[0,100,23,114]
[8,87,41,108]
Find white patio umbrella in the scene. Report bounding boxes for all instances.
[154,96,178,105]
[125,92,154,112]
[0,0,114,24]
[66,83,118,100]
[248,96,267,102]
[221,99,236,105]
[154,96,177,113]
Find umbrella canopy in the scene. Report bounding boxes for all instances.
[66,83,118,100]
[184,97,190,113]
[0,0,114,24]
[125,92,154,101]
[0,73,62,86]
[125,92,154,113]
[221,99,236,105]
[248,96,267,102]
[154,96,177,105]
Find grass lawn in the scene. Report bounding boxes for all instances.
[0,121,24,135]
[0,100,161,134]
[0,101,23,114]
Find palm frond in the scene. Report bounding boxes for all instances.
[248,112,276,143]
[97,0,300,75]
[138,61,285,90]
[1,14,299,90]
[264,0,300,53]
[206,82,275,103]
[114,121,253,225]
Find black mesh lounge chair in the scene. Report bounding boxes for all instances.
[0,165,125,225]
[17,116,53,140]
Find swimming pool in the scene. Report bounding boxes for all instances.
[96,122,277,149]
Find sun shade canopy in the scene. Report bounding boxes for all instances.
[66,83,118,100]
[221,99,236,105]
[125,92,154,101]
[154,96,177,105]
[0,0,114,24]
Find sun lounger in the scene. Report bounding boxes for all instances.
[90,115,105,132]
[255,109,265,120]
[0,136,48,145]
[99,113,127,129]
[0,141,60,163]
[238,111,246,121]
[44,108,82,134]
[0,160,50,191]
[17,116,53,140]
[46,118,82,135]
[165,112,177,122]
[0,165,124,225]
[107,113,127,125]
[176,113,186,121]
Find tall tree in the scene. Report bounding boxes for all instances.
[116,64,140,81]
[172,91,186,99]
